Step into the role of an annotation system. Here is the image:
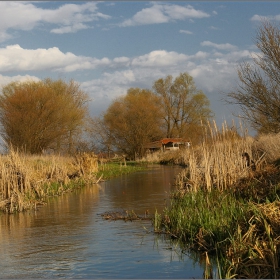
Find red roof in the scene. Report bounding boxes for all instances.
[160,138,186,144]
[145,138,187,148]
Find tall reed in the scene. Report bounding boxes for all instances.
[0,150,99,213]
[154,121,280,278]
[177,120,255,192]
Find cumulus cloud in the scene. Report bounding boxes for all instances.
[0,45,111,72]
[0,74,40,88]
[120,3,210,27]
[131,50,189,67]
[81,71,136,104]
[0,42,255,121]
[0,2,110,41]
[0,45,195,74]
[201,40,238,51]
[79,47,254,118]
[0,43,254,95]
[82,48,253,104]
[192,51,209,59]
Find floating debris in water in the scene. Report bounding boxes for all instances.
[100,210,151,221]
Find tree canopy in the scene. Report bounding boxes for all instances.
[94,73,213,157]
[103,88,164,158]
[0,78,89,154]
[227,21,280,134]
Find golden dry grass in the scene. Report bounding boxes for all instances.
[0,150,99,213]
[146,120,280,193]
[225,200,280,279]
[253,132,280,163]
[151,121,280,278]
[180,121,255,191]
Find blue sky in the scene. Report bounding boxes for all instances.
[0,1,279,132]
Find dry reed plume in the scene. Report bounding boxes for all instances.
[140,120,280,194]
[152,120,280,278]
[174,120,274,192]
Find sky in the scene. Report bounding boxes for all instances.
[0,1,279,135]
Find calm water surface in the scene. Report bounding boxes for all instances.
[0,165,204,279]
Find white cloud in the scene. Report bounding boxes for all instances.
[82,70,136,101]
[0,74,40,88]
[180,29,193,35]
[131,50,189,67]
[164,4,210,20]
[0,44,253,95]
[0,2,110,40]
[192,51,208,59]
[113,57,130,64]
[251,14,280,22]
[0,45,112,72]
[209,26,220,30]
[120,3,209,27]
[83,48,254,117]
[0,45,191,73]
[51,23,89,34]
[0,42,255,121]
[201,41,238,51]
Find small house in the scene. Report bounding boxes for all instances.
[145,138,190,152]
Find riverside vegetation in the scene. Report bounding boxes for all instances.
[0,150,146,213]
[1,120,280,279]
[142,121,280,279]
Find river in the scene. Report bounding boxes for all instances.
[0,165,205,279]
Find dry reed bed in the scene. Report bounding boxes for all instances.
[152,121,280,278]
[143,121,279,193]
[225,199,280,279]
[0,150,99,213]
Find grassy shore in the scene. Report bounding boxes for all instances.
[96,161,148,180]
[0,150,147,213]
[151,121,280,278]
[0,150,99,213]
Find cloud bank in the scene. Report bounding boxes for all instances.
[0,2,110,41]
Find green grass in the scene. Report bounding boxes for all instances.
[153,186,280,278]
[96,161,148,180]
[155,189,249,250]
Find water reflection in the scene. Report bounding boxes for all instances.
[0,165,204,278]
[102,165,179,214]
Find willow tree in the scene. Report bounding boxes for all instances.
[153,72,213,142]
[103,88,164,158]
[0,78,89,154]
[227,21,280,134]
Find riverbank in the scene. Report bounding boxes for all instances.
[96,161,148,180]
[0,164,197,279]
[150,125,280,278]
[0,150,147,213]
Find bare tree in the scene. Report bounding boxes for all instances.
[227,21,280,134]
[88,116,115,157]
[153,72,213,142]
